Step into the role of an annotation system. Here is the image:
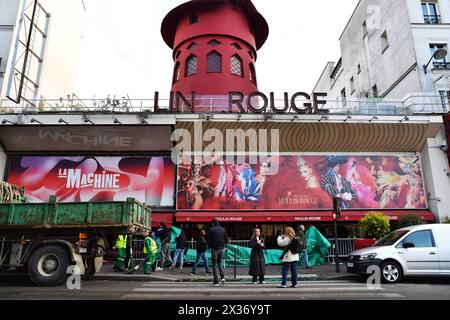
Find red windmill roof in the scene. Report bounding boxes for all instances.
[161,0,269,50]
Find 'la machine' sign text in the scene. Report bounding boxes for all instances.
[58,169,120,190]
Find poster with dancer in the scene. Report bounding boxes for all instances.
[176,155,426,210]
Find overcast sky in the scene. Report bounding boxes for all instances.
[75,0,360,99]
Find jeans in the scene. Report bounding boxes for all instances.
[158,242,172,268]
[303,249,310,267]
[211,248,225,284]
[172,248,184,268]
[281,261,298,286]
[191,251,210,274]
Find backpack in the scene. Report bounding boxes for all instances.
[288,236,303,254]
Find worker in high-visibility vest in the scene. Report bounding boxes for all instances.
[143,229,158,274]
[114,235,127,272]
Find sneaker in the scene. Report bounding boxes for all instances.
[190,272,196,276]
[220,278,226,284]
[277,284,287,288]
[292,285,298,288]
[260,281,266,284]
[253,282,258,285]
[179,267,183,270]
[155,267,163,271]
[205,273,211,276]
[214,283,220,287]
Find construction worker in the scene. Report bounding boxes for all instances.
[113,234,127,272]
[143,229,158,274]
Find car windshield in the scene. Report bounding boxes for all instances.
[373,230,409,247]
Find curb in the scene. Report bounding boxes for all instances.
[94,273,325,282]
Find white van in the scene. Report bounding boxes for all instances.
[347,224,450,283]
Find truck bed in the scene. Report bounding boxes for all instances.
[0,197,151,233]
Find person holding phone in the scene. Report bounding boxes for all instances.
[249,228,266,284]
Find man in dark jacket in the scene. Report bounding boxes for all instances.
[155,222,173,271]
[208,219,229,286]
[296,224,311,269]
[190,229,211,275]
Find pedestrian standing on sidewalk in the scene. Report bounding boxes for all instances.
[208,219,229,286]
[190,229,211,275]
[170,230,187,270]
[249,228,266,284]
[155,222,173,271]
[296,224,311,269]
[277,227,300,288]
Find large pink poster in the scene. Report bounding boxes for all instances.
[177,155,426,210]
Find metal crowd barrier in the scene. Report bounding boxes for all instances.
[131,238,357,265]
[326,238,356,262]
[131,239,251,265]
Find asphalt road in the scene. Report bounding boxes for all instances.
[1,275,450,300]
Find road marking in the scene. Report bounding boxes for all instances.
[141,282,371,287]
[133,287,384,292]
[118,280,408,300]
[121,292,404,300]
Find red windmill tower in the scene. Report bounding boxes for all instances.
[161,0,269,111]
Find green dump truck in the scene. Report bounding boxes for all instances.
[0,196,151,286]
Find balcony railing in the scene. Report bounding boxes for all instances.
[0,94,448,117]
[424,14,441,24]
[432,61,450,70]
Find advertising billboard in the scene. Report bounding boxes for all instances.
[177,155,426,210]
[7,156,175,207]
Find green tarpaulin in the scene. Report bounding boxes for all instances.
[167,226,331,267]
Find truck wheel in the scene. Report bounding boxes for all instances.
[82,258,96,280]
[28,245,70,287]
[380,260,403,284]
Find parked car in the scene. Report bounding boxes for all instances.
[347,224,450,284]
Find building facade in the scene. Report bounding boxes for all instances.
[314,0,450,222]
[0,0,86,105]
[0,0,447,243]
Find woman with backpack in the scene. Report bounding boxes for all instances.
[277,227,299,288]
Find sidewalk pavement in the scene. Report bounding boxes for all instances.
[95,261,357,282]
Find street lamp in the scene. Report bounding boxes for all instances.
[332,197,342,273]
[424,48,448,74]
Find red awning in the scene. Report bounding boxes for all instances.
[175,210,436,223]
[151,213,175,227]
